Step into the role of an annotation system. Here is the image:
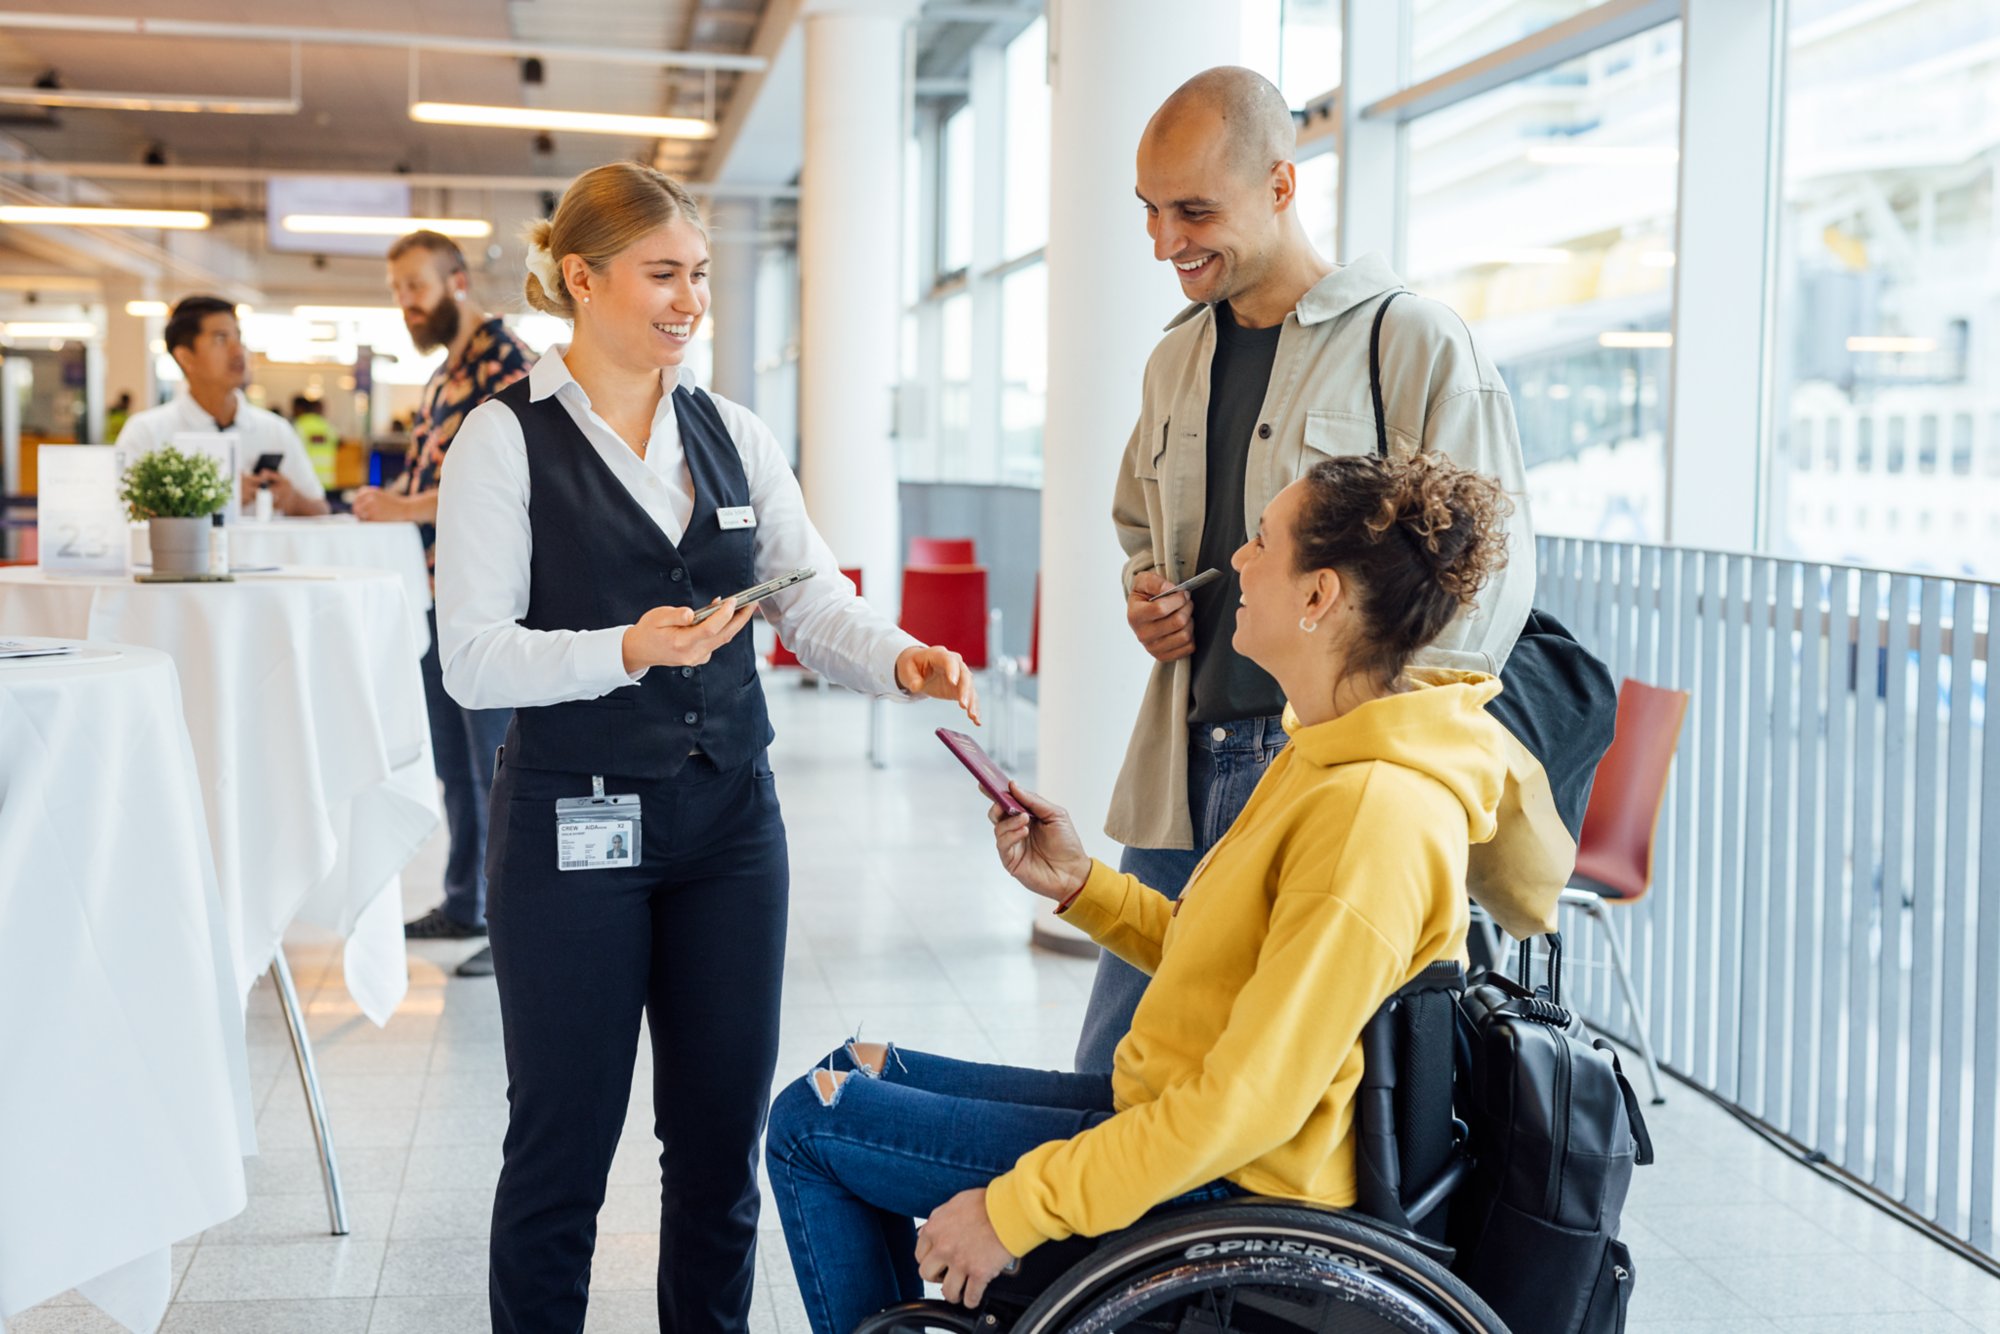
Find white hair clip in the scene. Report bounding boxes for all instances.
[525,243,562,296]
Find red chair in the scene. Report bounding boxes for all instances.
[909,537,976,566]
[769,566,862,670]
[898,565,989,670]
[1560,678,1689,1105]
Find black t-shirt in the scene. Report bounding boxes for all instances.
[1188,302,1287,724]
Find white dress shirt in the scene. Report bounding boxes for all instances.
[435,345,920,711]
[114,387,327,501]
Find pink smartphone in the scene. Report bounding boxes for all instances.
[936,728,1026,817]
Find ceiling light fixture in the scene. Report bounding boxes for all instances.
[1,320,98,339]
[1599,331,1674,349]
[0,205,210,229]
[1846,335,1936,354]
[409,100,716,140]
[124,299,170,317]
[1472,247,1573,266]
[291,305,403,319]
[1527,145,1680,167]
[281,214,494,238]
[0,87,298,114]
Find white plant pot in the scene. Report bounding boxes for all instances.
[149,516,212,576]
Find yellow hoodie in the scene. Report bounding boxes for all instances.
[982,670,1570,1258]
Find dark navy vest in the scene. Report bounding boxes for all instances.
[496,378,773,778]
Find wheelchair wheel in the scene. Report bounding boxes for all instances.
[1010,1201,1506,1334]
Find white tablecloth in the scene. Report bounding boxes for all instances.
[0,640,255,1334]
[0,567,440,1027]
[132,515,433,653]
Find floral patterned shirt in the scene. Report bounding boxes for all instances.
[404,317,535,559]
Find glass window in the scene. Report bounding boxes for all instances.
[941,105,975,276]
[904,133,923,306]
[1769,0,2000,577]
[939,293,973,478]
[1411,0,1618,84]
[1295,151,1338,260]
[1279,0,1342,103]
[1856,416,1874,472]
[1823,417,1842,473]
[1404,22,1683,542]
[1003,18,1050,258]
[999,262,1048,486]
[753,247,800,467]
[1950,412,1974,476]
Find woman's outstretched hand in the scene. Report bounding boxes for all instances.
[990,783,1091,903]
[896,645,981,724]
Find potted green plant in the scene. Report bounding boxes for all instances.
[120,445,231,576]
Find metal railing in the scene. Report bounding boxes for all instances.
[1537,535,1999,1258]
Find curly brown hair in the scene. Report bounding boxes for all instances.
[1292,452,1512,686]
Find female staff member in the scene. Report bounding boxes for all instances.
[433,162,979,1334]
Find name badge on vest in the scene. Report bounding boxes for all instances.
[717,505,757,531]
[555,777,642,872]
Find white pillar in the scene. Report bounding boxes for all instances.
[798,0,914,600]
[1337,1,1407,266]
[1039,0,1243,845]
[99,278,159,439]
[707,197,760,409]
[1664,0,1783,551]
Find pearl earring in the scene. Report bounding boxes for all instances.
[1299,617,1317,634]
[582,296,590,305]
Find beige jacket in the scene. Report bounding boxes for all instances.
[1107,253,1536,851]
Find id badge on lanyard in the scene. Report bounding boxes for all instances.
[555,776,642,872]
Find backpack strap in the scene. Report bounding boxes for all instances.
[1595,1039,1659,1166]
[1368,289,1410,457]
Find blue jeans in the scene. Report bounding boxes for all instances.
[765,1044,1242,1334]
[418,608,512,927]
[1075,714,1288,1072]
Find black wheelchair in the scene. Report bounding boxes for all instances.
[853,961,1509,1334]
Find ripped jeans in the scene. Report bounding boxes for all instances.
[764,1042,1243,1334]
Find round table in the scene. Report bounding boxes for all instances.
[132,515,432,653]
[0,567,440,1025]
[0,639,254,1333]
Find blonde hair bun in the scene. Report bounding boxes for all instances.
[521,165,707,320]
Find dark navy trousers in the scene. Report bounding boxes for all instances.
[484,748,789,1334]
[418,608,513,927]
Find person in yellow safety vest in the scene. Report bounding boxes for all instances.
[291,395,338,487]
[105,390,133,444]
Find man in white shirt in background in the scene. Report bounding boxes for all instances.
[115,295,329,517]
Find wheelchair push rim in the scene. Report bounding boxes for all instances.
[1011,1204,1506,1334]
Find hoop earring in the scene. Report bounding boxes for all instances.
[1299,617,1317,634]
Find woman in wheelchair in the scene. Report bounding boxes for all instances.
[765,453,1569,1334]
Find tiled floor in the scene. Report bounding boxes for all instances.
[13,681,2000,1332]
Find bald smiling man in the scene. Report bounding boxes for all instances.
[1081,66,1537,1073]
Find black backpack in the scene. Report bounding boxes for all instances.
[1450,936,1655,1334]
